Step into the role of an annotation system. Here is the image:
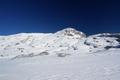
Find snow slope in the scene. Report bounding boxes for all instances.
[0,49,120,80]
[0,28,120,80]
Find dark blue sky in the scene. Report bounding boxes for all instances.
[0,0,120,35]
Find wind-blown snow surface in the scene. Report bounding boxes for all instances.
[0,28,120,80]
[0,49,120,80]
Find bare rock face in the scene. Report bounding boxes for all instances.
[55,28,86,39]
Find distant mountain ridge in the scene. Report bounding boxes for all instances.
[0,28,120,59]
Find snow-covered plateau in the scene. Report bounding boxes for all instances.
[0,28,120,80]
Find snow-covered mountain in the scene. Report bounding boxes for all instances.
[0,28,120,59]
[0,28,120,80]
